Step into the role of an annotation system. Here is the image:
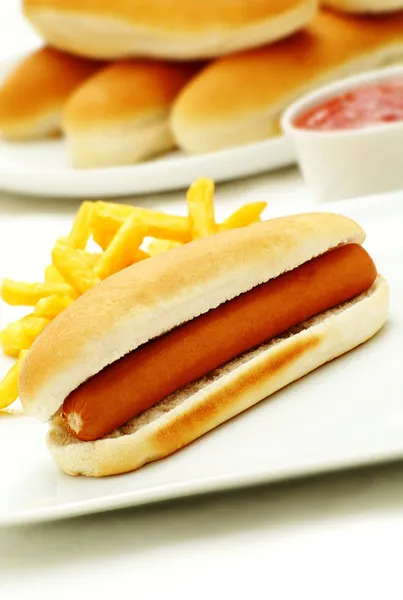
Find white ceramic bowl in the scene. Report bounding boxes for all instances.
[281,66,403,202]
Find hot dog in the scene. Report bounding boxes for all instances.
[19,213,389,477]
[63,243,376,441]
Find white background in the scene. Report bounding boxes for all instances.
[2,4,403,599]
[0,2,39,59]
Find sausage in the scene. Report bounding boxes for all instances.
[62,244,377,441]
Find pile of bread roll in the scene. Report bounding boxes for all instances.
[0,0,402,169]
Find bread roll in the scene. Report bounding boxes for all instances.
[23,0,318,60]
[62,60,197,168]
[322,0,403,14]
[171,10,403,154]
[0,47,102,141]
[19,212,388,476]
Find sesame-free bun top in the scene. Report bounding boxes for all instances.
[0,47,102,141]
[322,0,403,14]
[63,60,197,130]
[19,213,364,423]
[23,0,318,60]
[171,9,403,153]
[62,60,197,167]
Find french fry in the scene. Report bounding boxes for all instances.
[136,209,190,242]
[34,295,74,319]
[147,239,183,256]
[0,362,19,409]
[0,316,49,358]
[78,251,101,268]
[44,265,65,283]
[91,210,123,250]
[68,201,94,250]
[54,236,70,248]
[0,350,29,410]
[220,202,267,231]
[93,202,191,243]
[92,224,116,251]
[95,214,148,279]
[94,202,133,219]
[1,279,75,306]
[47,245,100,271]
[52,246,101,295]
[186,178,217,239]
[133,249,150,262]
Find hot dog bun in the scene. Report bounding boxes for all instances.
[62,243,376,442]
[46,276,388,476]
[62,60,197,167]
[22,212,367,417]
[0,47,101,141]
[23,0,318,60]
[171,10,403,153]
[322,0,403,14]
[19,213,389,476]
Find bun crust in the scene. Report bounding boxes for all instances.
[62,60,196,167]
[171,10,403,153]
[47,277,389,477]
[23,0,318,60]
[19,213,365,422]
[0,47,101,141]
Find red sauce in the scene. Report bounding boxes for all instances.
[294,80,403,131]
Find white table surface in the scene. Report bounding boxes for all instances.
[2,5,403,599]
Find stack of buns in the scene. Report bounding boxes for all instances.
[0,0,402,167]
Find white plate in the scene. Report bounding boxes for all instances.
[0,192,402,525]
[0,57,295,198]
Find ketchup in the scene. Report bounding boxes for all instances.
[294,80,403,131]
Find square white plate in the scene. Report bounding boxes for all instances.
[0,192,402,525]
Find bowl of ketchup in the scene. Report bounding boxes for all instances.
[282,66,403,202]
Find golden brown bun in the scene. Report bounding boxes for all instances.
[20,212,365,423]
[323,0,403,14]
[62,60,197,167]
[0,47,102,141]
[23,0,318,60]
[48,276,388,476]
[171,10,403,153]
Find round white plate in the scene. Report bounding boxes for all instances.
[0,57,295,198]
